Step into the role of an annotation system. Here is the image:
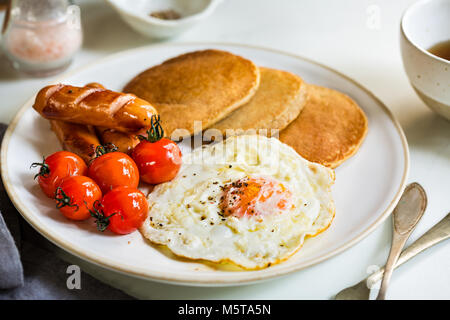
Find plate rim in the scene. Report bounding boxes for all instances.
[0,42,410,286]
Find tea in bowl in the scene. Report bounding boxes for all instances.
[400,0,450,120]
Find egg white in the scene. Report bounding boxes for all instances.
[140,135,335,269]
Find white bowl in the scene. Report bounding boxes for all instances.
[400,0,450,120]
[104,0,222,39]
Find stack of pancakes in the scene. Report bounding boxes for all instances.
[124,49,368,168]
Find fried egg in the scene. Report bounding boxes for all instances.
[140,135,335,269]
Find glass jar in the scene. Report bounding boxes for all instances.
[1,0,82,77]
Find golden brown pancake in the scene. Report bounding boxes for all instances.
[123,49,260,138]
[209,67,307,137]
[279,84,368,168]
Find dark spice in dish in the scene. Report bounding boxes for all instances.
[150,9,181,20]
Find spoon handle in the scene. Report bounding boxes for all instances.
[396,213,450,265]
[367,213,450,286]
[376,183,427,300]
[376,232,409,300]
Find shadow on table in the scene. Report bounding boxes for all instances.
[0,53,23,81]
[79,1,159,53]
[402,109,450,160]
[135,279,282,300]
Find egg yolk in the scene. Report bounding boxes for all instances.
[220,176,293,217]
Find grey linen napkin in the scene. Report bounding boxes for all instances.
[0,123,133,299]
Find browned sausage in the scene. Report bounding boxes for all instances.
[95,127,145,155]
[50,120,101,164]
[33,84,158,132]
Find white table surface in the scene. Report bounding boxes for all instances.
[0,0,449,300]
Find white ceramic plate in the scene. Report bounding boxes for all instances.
[1,43,409,286]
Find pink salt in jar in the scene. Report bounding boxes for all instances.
[2,0,82,77]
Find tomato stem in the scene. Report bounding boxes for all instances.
[89,200,117,232]
[95,143,118,158]
[30,156,50,179]
[55,187,79,211]
[138,115,164,143]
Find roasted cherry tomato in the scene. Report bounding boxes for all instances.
[54,176,102,221]
[88,144,139,194]
[91,186,148,235]
[31,151,88,198]
[132,115,182,184]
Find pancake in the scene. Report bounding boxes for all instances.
[123,49,260,138]
[209,67,307,137]
[279,84,368,168]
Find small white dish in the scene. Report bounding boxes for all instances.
[104,0,222,39]
[400,0,450,120]
[0,43,409,286]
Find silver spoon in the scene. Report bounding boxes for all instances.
[335,212,449,299]
[335,182,429,300]
[376,182,427,299]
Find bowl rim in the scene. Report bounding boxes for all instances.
[104,0,222,26]
[400,0,450,65]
